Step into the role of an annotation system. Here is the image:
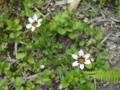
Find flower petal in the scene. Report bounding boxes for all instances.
[33,14,38,21]
[80,64,84,70]
[72,61,79,67]
[72,54,78,59]
[26,24,32,29]
[40,65,45,68]
[36,23,41,27]
[31,27,36,31]
[84,54,90,59]
[84,60,91,64]
[79,49,84,56]
[38,19,42,23]
[28,18,34,23]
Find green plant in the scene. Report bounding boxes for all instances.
[1,0,120,90]
[84,69,120,82]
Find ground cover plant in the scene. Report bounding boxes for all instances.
[0,0,120,90]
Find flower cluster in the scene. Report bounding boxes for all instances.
[72,49,91,70]
[26,14,42,31]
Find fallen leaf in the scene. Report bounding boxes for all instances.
[67,0,74,3]
[68,0,81,12]
[83,18,89,23]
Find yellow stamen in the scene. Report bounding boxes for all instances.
[32,21,38,26]
[78,57,85,64]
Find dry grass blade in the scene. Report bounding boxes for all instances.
[68,0,81,12]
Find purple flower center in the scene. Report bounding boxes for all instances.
[32,21,38,26]
[78,56,85,64]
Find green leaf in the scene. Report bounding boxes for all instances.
[15,86,24,90]
[43,77,52,84]
[103,64,110,69]
[54,44,63,49]
[35,11,42,17]
[19,0,24,9]
[69,33,78,39]
[27,82,35,89]
[85,63,92,69]
[35,0,43,4]
[61,12,69,18]
[17,52,27,59]
[54,14,61,21]
[86,39,96,46]
[95,34,103,40]
[79,41,85,46]
[0,80,8,90]
[4,63,11,70]
[87,83,94,90]
[35,77,42,84]
[97,43,102,50]
[58,28,66,35]
[64,55,73,63]
[27,55,35,64]
[47,21,58,32]
[0,19,3,26]
[60,18,66,24]
[80,82,94,90]
[5,20,13,30]
[70,69,80,75]
[10,33,15,38]
[1,13,9,20]
[92,0,97,2]
[6,20,13,25]
[61,79,69,88]
[15,31,21,37]
[44,69,51,75]
[65,49,72,55]
[66,28,72,32]
[16,25,22,30]
[14,19,19,25]
[25,8,33,17]
[84,28,93,35]
[88,10,95,17]
[26,43,32,49]
[71,77,79,85]
[79,78,86,84]
[74,23,84,31]
[4,70,11,78]
[51,73,55,78]
[22,62,28,67]
[15,77,24,86]
[43,77,50,82]
[26,1,33,8]
[10,31,21,38]
[25,87,31,90]
[65,74,73,82]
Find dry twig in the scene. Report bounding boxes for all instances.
[68,0,81,12]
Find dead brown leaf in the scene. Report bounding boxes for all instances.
[68,0,81,13]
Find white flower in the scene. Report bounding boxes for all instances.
[26,14,42,31]
[40,65,45,69]
[72,49,91,70]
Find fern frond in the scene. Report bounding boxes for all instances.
[83,69,120,82]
